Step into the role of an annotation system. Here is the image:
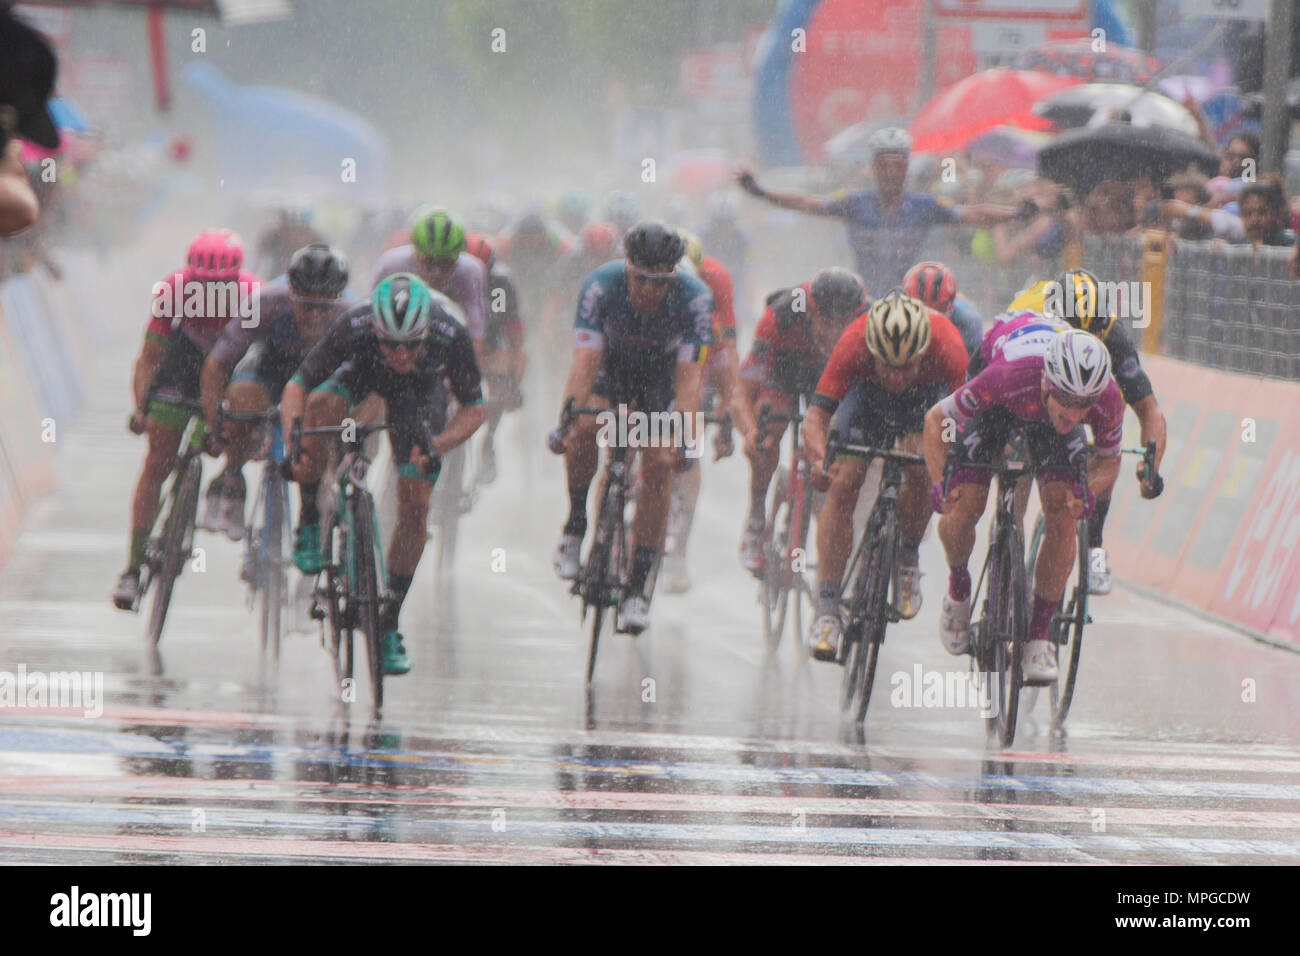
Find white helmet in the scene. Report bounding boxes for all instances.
[1043,328,1112,403]
[867,126,912,158]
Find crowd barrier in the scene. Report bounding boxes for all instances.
[1106,353,1300,647]
[0,251,115,574]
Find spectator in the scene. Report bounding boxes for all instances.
[0,6,59,236]
[1156,168,1246,242]
[990,172,1070,273]
[1237,175,1296,247]
[735,127,1018,294]
[1081,180,1135,236]
[1206,132,1260,212]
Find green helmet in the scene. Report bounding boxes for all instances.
[371,273,434,344]
[411,209,466,262]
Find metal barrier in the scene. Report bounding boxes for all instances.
[1159,240,1299,381]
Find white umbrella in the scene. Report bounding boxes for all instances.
[1034,83,1199,138]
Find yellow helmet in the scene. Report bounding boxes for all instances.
[1048,268,1114,336]
[679,230,704,270]
[865,289,931,367]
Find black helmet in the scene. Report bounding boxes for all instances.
[810,267,867,320]
[623,220,684,274]
[288,243,349,298]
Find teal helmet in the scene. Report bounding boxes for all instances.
[411,209,467,262]
[371,273,434,344]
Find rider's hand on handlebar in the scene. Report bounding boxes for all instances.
[1069,481,1097,520]
[930,480,961,514]
[810,457,831,493]
[127,410,147,435]
[201,431,223,459]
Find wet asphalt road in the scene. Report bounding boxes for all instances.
[2,325,1299,865]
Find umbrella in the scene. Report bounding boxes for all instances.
[666,150,731,195]
[1014,39,1162,86]
[910,68,1079,154]
[1037,122,1219,194]
[1034,83,1199,137]
[966,125,1051,170]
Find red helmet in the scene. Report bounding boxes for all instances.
[902,261,957,315]
[580,221,619,260]
[187,228,244,281]
[465,233,495,269]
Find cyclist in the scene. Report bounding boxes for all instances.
[254,203,323,279]
[551,221,713,633]
[902,260,983,356]
[198,244,352,542]
[465,232,525,485]
[544,220,621,358]
[497,208,571,318]
[112,229,260,609]
[602,191,641,234]
[280,274,487,675]
[697,193,751,309]
[734,268,868,576]
[996,268,1167,593]
[661,231,739,593]
[736,127,1018,294]
[802,290,968,660]
[556,190,592,237]
[370,208,489,363]
[922,322,1124,684]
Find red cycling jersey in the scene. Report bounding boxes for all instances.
[812,307,968,411]
[145,268,262,355]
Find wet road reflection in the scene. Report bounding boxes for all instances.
[1,341,1299,864]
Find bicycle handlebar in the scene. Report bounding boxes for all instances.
[754,402,804,451]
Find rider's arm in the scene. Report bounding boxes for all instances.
[281,313,352,435]
[736,166,835,216]
[1104,323,1166,476]
[279,379,307,440]
[673,360,704,418]
[1131,394,1167,477]
[802,405,831,472]
[957,203,1021,226]
[922,404,953,487]
[131,339,165,415]
[733,374,761,441]
[436,325,489,457]
[805,315,870,473]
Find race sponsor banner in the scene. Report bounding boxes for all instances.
[1107,353,1300,645]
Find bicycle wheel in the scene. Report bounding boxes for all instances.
[1049,520,1089,728]
[351,492,384,717]
[258,469,287,674]
[1025,513,1046,581]
[583,481,621,685]
[433,443,466,574]
[147,456,202,646]
[323,510,354,696]
[990,525,1029,747]
[851,507,897,725]
[760,467,793,651]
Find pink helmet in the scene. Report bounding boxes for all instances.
[187,228,245,281]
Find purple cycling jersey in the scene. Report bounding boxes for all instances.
[368,245,487,342]
[939,312,1124,456]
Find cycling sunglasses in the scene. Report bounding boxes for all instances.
[626,264,676,286]
[378,339,425,354]
[290,293,342,309]
[1047,386,1096,410]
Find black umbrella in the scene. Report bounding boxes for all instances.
[1037,121,1219,194]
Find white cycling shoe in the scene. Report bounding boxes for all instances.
[619,594,651,634]
[1088,547,1112,595]
[553,534,581,580]
[940,593,972,655]
[895,565,923,620]
[1022,639,1059,685]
